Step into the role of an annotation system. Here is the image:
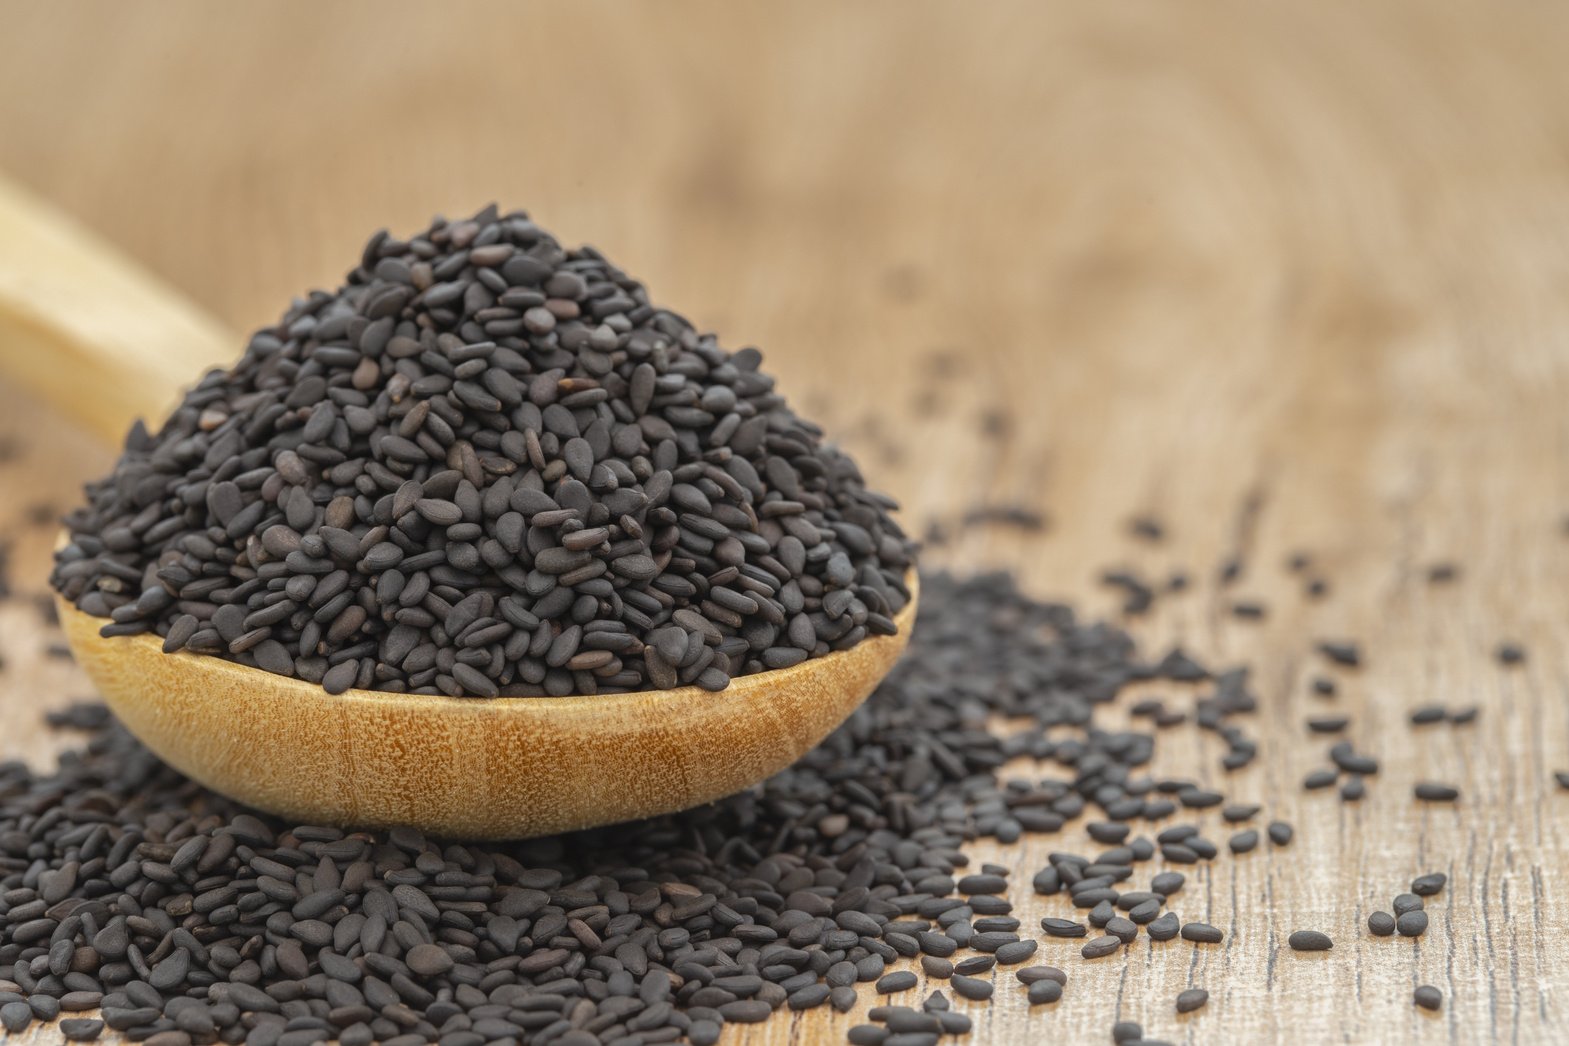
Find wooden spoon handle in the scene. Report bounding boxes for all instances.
[0,173,233,444]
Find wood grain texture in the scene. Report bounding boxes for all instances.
[2,1,1568,1042]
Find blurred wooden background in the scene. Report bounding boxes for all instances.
[3,1,1569,1043]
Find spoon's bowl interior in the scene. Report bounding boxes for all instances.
[56,572,918,839]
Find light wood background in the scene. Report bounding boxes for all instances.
[2,2,1568,1043]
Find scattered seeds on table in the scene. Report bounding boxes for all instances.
[951,976,993,1002]
[60,1018,105,1041]
[1147,912,1182,941]
[1106,917,1139,943]
[1088,820,1131,844]
[955,955,996,976]
[921,956,953,979]
[1414,782,1460,802]
[995,939,1039,965]
[1495,643,1526,666]
[1317,640,1362,668]
[1112,1021,1144,1043]
[1397,911,1429,937]
[1288,930,1334,952]
[1043,917,1089,938]
[1219,556,1244,584]
[877,972,919,995]
[1181,922,1224,944]
[1082,936,1124,959]
[1305,768,1339,790]
[0,1002,32,1034]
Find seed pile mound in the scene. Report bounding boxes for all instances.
[0,572,1253,1045]
[50,206,913,696]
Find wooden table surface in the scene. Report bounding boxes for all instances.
[2,2,1568,1043]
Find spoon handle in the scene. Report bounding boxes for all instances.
[0,172,232,444]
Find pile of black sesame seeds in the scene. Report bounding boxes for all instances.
[2,569,1271,1045]
[50,206,913,697]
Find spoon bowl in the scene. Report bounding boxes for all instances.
[0,176,919,840]
[56,572,917,839]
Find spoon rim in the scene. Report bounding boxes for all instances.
[57,566,920,717]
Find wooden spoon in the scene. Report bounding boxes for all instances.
[0,174,918,838]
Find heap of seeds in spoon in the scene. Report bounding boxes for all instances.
[50,206,914,696]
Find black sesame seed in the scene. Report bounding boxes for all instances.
[1305,768,1339,789]
[995,939,1039,965]
[1180,922,1224,944]
[1368,911,1396,936]
[1396,911,1429,937]
[1081,936,1123,959]
[1411,873,1447,896]
[920,956,953,979]
[1106,917,1139,943]
[1146,912,1181,941]
[1496,643,1526,666]
[1317,641,1361,667]
[955,955,997,976]
[1175,988,1209,1013]
[951,976,993,1001]
[1042,918,1089,938]
[1413,985,1443,1010]
[1414,782,1460,802]
[1288,930,1333,951]
[877,972,919,995]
